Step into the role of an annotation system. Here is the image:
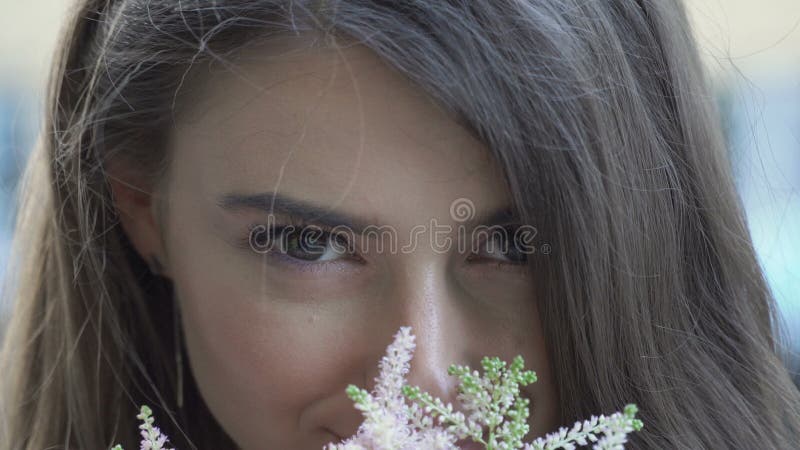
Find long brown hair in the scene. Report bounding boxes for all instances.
[2,1,799,448]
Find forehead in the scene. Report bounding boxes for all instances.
[167,33,510,224]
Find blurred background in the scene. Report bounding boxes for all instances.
[0,1,798,385]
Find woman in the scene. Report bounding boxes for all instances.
[1,0,798,448]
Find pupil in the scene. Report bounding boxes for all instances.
[497,232,527,263]
[285,228,327,261]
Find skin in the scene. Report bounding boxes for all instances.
[111,33,560,449]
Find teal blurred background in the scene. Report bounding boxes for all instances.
[0,1,797,385]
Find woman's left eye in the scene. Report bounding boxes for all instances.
[470,228,528,265]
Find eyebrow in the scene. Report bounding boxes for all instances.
[216,191,517,233]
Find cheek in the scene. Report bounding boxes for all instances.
[178,276,343,394]
[168,235,353,444]
[513,303,561,438]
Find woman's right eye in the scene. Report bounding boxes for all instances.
[246,224,353,264]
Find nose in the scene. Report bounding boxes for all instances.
[364,260,474,411]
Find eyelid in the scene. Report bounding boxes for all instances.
[235,218,364,266]
[469,223,516,248]
[237,212,338,249]
[468,223,529,266]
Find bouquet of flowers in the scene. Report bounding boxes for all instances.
[113,326,642,450]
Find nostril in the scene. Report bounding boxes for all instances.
[323,427,343,441]
[454,438,485,449]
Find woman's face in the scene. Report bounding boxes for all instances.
[121,35,559,448]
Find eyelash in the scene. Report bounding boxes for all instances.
[236,219,529,272]
[236,216,362,273]
[466,224,530,268]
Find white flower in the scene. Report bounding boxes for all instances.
[325,326,643,450]
[324,326,461,450]
[114,326,643,450]
[111,405,174,450]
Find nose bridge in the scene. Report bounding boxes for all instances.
[376,258,467,405]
